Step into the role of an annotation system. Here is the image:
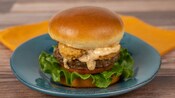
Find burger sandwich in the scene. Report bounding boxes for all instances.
[39,6,134,88]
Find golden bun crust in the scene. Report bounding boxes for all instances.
[60,75,120,88]
[49,6,124,49]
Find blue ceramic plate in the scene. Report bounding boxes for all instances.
[10,33,160,97]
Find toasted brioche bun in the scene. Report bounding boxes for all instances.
[60,75,120,88]
[49,6,124,49]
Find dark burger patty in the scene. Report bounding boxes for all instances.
[54,48,119,70]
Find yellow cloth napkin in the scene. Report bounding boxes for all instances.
[0,16,175,56]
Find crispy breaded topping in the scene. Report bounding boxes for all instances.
[58,43,86,59]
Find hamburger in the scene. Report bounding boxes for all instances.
[39,6,134,88]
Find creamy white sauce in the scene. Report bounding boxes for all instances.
[78,44,121,70]
[86,60,96,70]
[63,58,69,69]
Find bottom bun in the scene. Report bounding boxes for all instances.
[60,75,120,88]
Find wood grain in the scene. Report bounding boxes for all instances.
[0,0,15,13]
[11,1,175,12]
[0,0,175,98]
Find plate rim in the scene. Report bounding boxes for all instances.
[10,33,161,97]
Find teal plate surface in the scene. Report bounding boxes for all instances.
[10,33,161,97]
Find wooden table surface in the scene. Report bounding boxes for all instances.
[0,0,175,98]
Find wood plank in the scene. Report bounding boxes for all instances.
[0,0,16,1]
[0,12,53,27]
[0,24,17,29]
[161,63,175,69]
[16,0,175,3]
[0,68,11,72]
[162,57,175,63]
[0,80,62,98]
[161,49,175,70]
[157,69,175,76]
[0,48,12,65]
[0,0,16,13]
[11,1,175,12]
[120,11,175,27]
[0,74,15,79]
[162,49,175,57]
[0,43,10,49]
[0,71,13,75]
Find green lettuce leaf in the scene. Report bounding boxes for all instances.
[119,48,134,80]
[39,47,134,88]
[92,74,112,88]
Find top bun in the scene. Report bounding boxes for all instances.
[49,6,124,49]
